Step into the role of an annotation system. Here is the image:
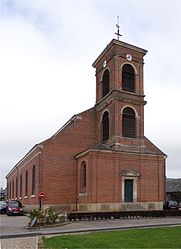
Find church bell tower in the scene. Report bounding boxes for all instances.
[92,39,148,150]
[75,35,166,212]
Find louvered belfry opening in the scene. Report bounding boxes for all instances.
[122,64,135,93]
[102,111,109,142]
[122,107,136,138]
[102,69,109,97]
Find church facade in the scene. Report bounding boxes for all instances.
[6,39,166,212]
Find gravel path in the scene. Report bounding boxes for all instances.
[1,236,40,249]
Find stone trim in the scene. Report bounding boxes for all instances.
[121,170,140,203]
[77,202,163,212]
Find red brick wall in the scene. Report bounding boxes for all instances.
[77,150,165,206]
[7,108,97,207]
[6,147,41,206]
[40,108,97,205]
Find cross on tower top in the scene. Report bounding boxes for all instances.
[115,16,122,40]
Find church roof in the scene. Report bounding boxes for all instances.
[6,144,43,178]
[75,136,166,159]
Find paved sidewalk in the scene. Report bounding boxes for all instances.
[1,216,181,238]
[32,216,181,236]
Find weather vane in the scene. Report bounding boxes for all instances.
[115,16,122,40]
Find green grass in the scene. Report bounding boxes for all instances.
[43,226,181,248]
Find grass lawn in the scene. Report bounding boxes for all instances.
[43,226,181,248]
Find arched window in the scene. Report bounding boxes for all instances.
[102,69,109,97]
[31,165,35,195]
[122,64,135,93]
[10,181,11,199]
[12,180,14,199]
[16,177,18,198]
[81,162,86,190]
[7,183,9,200]
[25,170,28,196]
[102,111,109,142]
[20,174,22,197]
[122,107,136,138]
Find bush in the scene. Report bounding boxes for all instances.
[43,206,58,224]
[28,206,66,225]
[58,213,67,223]
[29,208,44,224]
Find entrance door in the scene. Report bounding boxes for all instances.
[124,179,133,202]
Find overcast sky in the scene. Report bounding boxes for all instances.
[0,0,181,188]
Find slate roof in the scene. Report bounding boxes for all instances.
[166,178,181,193]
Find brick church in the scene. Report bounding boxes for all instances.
[6,38,166,212]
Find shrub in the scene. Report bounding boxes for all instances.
[28,206,66,225]
[43,206,58,224]
[58,213,67,223]
[29,208,44,224]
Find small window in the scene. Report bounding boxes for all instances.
[12,180,14,199]
[81,162,86,190]
[122,107,136,138]
[16,177,18,198]
[122,64,135,93]
[31,165,35,195]
[102,111,109,142]
[20,174,22,197]
[102,69,109,97]
[25,170,28,196]
[7,183,9,199]
[9,182,11,199]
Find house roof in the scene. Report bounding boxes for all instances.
[166,178,181,193]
